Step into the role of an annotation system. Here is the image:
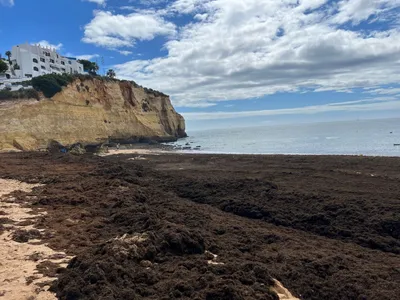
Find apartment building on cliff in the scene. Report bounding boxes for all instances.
[3,43,85,80]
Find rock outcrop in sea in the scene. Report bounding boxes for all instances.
[0,77,186,151]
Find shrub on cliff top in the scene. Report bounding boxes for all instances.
[0,59,8,73]
[32,76,61,98]
[29,73,167,99]
[31,74,73,98]
[0,89,12,100]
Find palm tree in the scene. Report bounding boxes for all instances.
[5,51,11,62]
[106,69,116,78]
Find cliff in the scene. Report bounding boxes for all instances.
[0,77,186,151]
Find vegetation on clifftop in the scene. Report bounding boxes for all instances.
[77,59,99,75]
[1,73,168,101]
[0,59,8,73]
[32,74,74,98]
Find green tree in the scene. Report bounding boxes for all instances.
[78,59,99,75]
[91,62,99,75]
[0,60,8,73]
[78,59,92,72]
[106,69,116,78]
[5,51,11,62]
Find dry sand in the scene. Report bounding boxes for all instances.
[0,179,70,300]
[272,279,300,300]
[100,148,170,156]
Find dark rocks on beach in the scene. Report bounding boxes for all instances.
[172,144,201,151]
[69,143,86,155]
[83,144,103,153]
[47,140,66,153]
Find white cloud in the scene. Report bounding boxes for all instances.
[331,0,400,25]
[82,10,176,48]
[84,0,106,6]
[129,0,169,6]
[120,6,136,11]
[111,0,400,107]
[118,50,133,56]
[74,54,100,60]
[365,87,400,95]
[182,97,400,120]
[0,0,14,6]
[34,40,63,51]
[169,0,210,14]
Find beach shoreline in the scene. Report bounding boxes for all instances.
[0,151,399,299]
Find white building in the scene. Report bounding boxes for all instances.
[4,43,85,80]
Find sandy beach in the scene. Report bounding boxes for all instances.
[0,151,399,299]
[0,179,70,300]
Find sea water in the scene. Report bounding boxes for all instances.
[170,118,400,156]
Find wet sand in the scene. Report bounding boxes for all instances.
[0,152,399,299]
[101,148,171,156]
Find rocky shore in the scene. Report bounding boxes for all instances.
[0,152,399,299]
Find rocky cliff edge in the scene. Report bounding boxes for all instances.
[0,77,186,151]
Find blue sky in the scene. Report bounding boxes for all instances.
[1,0,400,130]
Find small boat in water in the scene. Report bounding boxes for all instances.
[394,144,400,146]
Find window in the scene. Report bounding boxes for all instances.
[40,58,45,63]
[33,67,39,71]
[61,61,65,65]
[61,68,66,72]
[57,54,59,58]
[25,74,33,78]
[41,65,46,70]
[33,58,38,63]
[44,52,50,57]
[50,59,55,63]
[68,61,72,64]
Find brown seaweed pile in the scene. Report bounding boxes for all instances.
[1,152,399,299]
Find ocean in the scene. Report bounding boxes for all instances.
[171,118,400,156]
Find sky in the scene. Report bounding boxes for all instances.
[1,0,400,130]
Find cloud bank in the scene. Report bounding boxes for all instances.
[81,0,400,107]
[182,96,400,120]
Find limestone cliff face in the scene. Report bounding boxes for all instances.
[0,78,186,151]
